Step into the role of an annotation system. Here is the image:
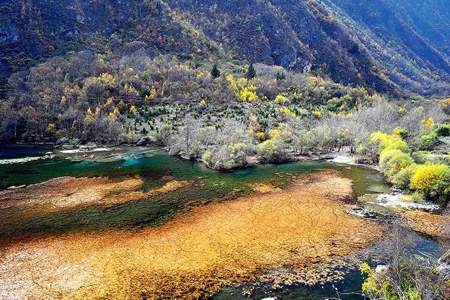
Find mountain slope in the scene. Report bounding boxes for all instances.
[1,0,449,96]
[325,0,450,95]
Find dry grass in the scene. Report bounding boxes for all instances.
[0,171,383,299]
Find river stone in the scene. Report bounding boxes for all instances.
[56,137,69,145]
[136,136,151,146]
[61,144,75,150]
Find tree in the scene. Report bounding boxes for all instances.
[410,164,450,202]
[211,64,221,79]
[246,63,256,80]
[276,72,286,81]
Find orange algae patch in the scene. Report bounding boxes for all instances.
[249,182,281,193]
[0,176,189,211]
[402,210,450,240]
[0,171,382,299]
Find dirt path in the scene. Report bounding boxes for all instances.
[0,171,383,299]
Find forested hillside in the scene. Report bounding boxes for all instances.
[0,0,449,146]
[1,0,449,96]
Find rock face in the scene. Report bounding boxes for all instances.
[1,0,449,96]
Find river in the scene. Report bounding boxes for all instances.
[0,145,445,299]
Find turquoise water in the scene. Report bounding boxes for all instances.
[4,149,375,240]
[0,147,388,196]
[0,146,443,299]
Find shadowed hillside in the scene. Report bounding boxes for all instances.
[1,0,449,96]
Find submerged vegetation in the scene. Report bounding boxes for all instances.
[0,171,384,299]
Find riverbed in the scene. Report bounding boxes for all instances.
[0,146,447,299]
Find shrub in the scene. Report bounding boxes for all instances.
[360,243,446,300]
[440,98,450,114]
[419,123,450,149]
[360,263,397,299]
[410,164,450,202]
[421,117,434,130]
[419,133,438,149]
[413,151,450,165]
[391,164,417,189]
[202,143,250,170]
[257,138,290,163]
[379,149,414,177]
[393,127,408,139]
[434,123,450,137]
[154,122,172,145]
[370,131,409,154]
[380,149,404,169]
[274,94,289,104]
[239,84,259,102]
[360,224,449,300]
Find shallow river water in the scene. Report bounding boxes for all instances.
[0,146,445,299]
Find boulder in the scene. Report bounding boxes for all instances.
[61,144,75,150]
[136,136,155,146]
[56,137,69,145]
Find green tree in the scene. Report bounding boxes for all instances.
[211,64,221,79]
[276,72,286,81]
[246,63,256,80]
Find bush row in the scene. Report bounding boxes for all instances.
[370,131,449,203]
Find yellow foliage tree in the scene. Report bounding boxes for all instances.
[277,107,296,119]
[226,74,259,102]
[410,164,450,200]
[98,73,116,89]
[421,117,434,130]
[109,107,120,121]
[105,96,115,106]
[46,123,56,135]
[239,83,258,102]
[84,108,95,125]
[369,131,409,154]
[274,94,289,104]
[312,110,322,119]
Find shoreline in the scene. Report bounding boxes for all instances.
[1,142,380,169]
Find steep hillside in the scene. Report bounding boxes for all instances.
[0,0,220,94]
[326,0,450,95]
[167,0,394,93]
[1,0,449,96]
